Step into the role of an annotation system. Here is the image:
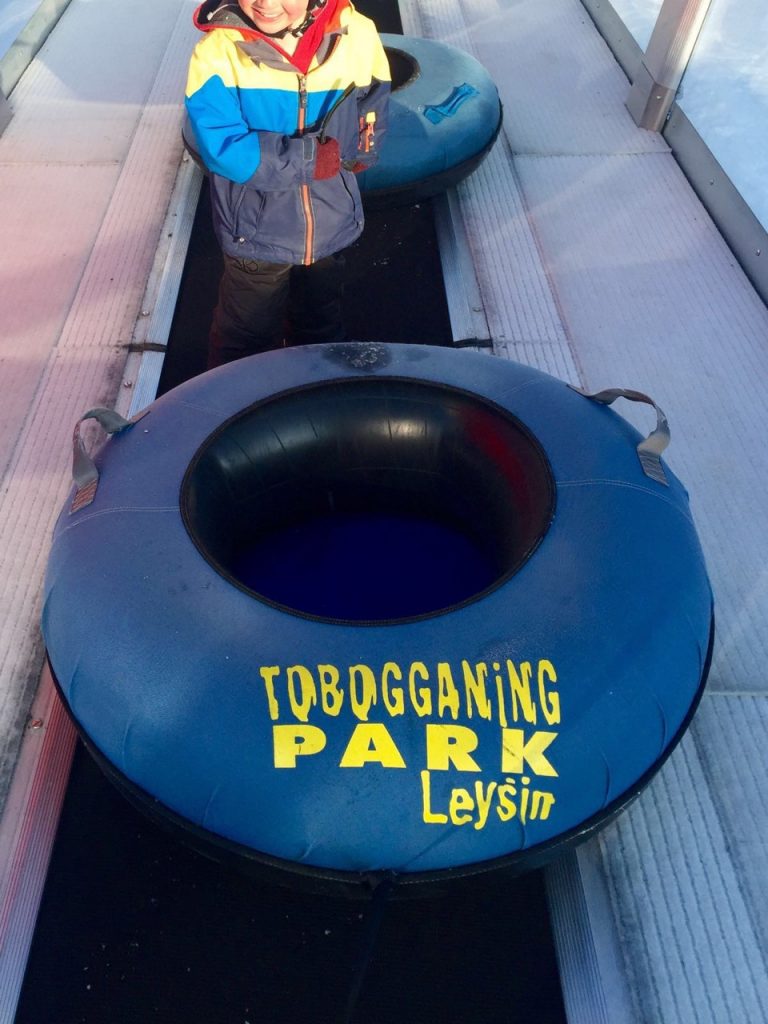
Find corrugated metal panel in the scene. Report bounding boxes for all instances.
[515,149,768,691]
[691,696,768,957]
[597,731,768,1023]
[0,0,198,1015]
[454,144,575,356]
[0,164,120,480]
[433,0,667,156]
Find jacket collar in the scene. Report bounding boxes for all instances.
[194,1,253,33]
[193,0,349,73]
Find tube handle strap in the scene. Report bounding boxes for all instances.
[71,407,147,513]
[423,83,479,124]
[569,385,670,485]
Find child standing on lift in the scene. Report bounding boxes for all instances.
[185,0,390,367]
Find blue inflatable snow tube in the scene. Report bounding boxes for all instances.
[355,34,502,205]
[181,34,502,208]
[43,343,713,892]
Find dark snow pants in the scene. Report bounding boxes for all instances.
[208,252,347,369]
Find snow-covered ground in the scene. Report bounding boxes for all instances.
[0,0,41,58]
[611,0,768,233]
[610,0,663,50]
[679,0,768,232]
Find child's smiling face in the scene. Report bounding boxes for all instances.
[238,0,311,34]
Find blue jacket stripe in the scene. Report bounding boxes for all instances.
[186,77,263,183]
[187,77,348,185]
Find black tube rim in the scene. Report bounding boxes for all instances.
[178,374,556,626]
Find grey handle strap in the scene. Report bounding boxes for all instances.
[569,386,670,485]
[71,407,145,513]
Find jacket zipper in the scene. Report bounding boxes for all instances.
[297,74,314,266]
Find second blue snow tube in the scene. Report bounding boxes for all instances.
[355,34,502,205]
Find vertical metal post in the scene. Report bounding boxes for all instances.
[626,0,713,131]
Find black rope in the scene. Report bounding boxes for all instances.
[342,872,397,1024]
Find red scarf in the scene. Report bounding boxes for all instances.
[269,0,343,75]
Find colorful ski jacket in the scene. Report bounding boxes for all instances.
[186,0,390,265]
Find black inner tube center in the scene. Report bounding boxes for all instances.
[385,47,419,92]
[181,377,554,623]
